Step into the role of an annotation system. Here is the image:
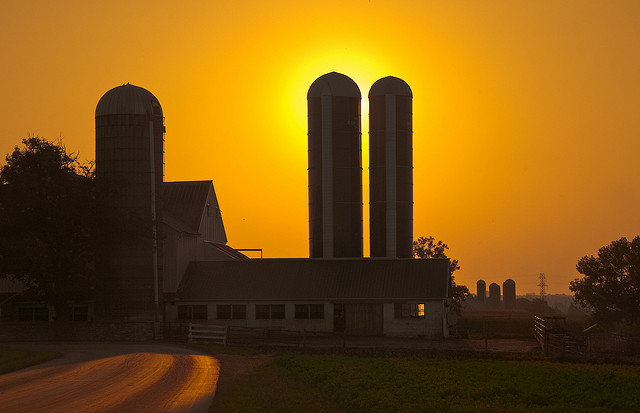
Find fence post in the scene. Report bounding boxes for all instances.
[543,318,549,355]
[483,317,488,353]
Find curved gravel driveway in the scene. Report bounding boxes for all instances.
[0,343,219,413]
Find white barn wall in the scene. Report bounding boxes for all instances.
[162,227,200,294]
[197,188,227,244]
[382,301,444,338]
[171,301,446,337]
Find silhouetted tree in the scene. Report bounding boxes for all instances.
[0,137,97,321]
[413,236,470,315]
[524,298,558,316]
[570,236,640,324]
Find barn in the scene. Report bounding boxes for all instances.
[169,258,451,338]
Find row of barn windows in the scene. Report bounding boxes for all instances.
[17,306,89,322]
[178,304,325,321]
[178,303,425,321]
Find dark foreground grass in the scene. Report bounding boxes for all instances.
[0,346,60,375]
[210,352,640,413]
[276,355,640,412]
[210,355,343,413]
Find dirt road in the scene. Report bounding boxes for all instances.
[0,343,219,413]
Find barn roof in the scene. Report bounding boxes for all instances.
[162,181,212,233]
[203,241,249,261]
[177,258,450,301]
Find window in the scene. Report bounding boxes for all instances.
[193,305,208,320]
[69,306,89,322]
[217,304,246,320]
[232,304,247,320]
[256,304,285,320]
[295,304,308,319]
[256,304,270,319]
[178,305,208,321]
[295,304,324,319]
[271,304,285,319]
[394,303,425,319]
[310,304,324,319]
[216,305,231,320]
[18,307,49,322]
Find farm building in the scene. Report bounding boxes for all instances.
[161,180,248,300]
[168,258,451,338]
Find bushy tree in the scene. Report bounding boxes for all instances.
[413,236,470,315]
[0,137,97,320]
[570,236,640,324]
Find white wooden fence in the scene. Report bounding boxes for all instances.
[188,323,227,345]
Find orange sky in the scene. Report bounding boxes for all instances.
[2,1,639,294]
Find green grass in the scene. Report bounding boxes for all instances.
[209,355,342,413]
[0,346,61,375]
[276,355,640,412]
[209,352,640,412]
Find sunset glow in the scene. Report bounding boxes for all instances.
[2,0,639,294]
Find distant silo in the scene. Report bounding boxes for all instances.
[308,72,363,258]
[477,280,486,302]
[369,76,413,258]
[503,279,516,310]
[488,282,501,309]
[95,83,164,321]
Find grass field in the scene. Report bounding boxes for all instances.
[0,346,60,375]
[211,352,640,413]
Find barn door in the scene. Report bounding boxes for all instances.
[345,303,383,336]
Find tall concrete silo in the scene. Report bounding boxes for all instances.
[369,76,413,258]
[95,83,164,321]
[488,282,501,309]
[477,280,486,303]
[308,72,363,258]
[503,279,516,310]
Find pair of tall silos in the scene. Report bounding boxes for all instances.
[307,72,413,259]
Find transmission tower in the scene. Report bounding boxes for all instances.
[538,273,547,301]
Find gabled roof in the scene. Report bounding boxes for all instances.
[162,181,211,233]
[177,258,450,302]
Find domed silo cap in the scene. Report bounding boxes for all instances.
[307,72,361,99]
[503,278,515,286]
[369,76,413,98]
[95,83,163,117]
